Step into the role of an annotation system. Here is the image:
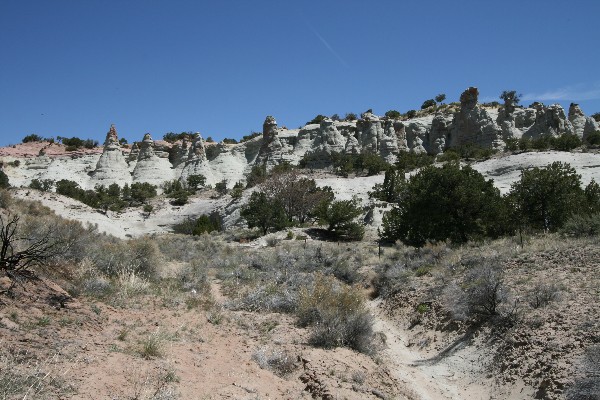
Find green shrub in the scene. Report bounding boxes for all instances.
[246,164,267,188]
[395,151,434,172]
[241,192,287,235]
[504,137,519,152]
[318,197,364,241]
[222,138,237,144]
[509,162,588,232]
[204,145,219,160]
[163,132,196,143]
[186,174,206,191]
[331,152,390,177]
[382,163,509,246]
[585,130,600,146]
[369,168,405,203]
[241,131,261,142]
[384,110,401,119]
[344,113,357,121]
[445,144,496,160]
[405,110,417,119]
[173,213,222,235]
[58,136,98,149]
[230,182,244,199]
[421,99,436,110]
[519,137,533,151]
[552,133,582,151]
[22,134,45,143]
[499,90,521,105]
[560,213,600,237]
[214,180,228,196]
[308,114,327,125]
[29,179,54,191]
[0,171,9,189]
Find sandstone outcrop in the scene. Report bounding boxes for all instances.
[90,125,132,187]
[4,87,597,192]
[450,87,503,149]
[256,116,285,169]
[132,133,174,185]
[429,113,453,154]
[524,103,574,139]
[569,103,599,139]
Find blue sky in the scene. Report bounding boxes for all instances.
[1,0,599,146]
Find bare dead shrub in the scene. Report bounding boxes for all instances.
[443,261,508,321]
[527,282,561,309]
[0,349,75,399]
[251,347,297,377]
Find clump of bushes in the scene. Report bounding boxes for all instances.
[381,161,600,246]
[330,152,390,177]
[52,179,157,211]
[585,130,600,147]
[506,134,582,153]
[29,179,54,191]
[172,212,222,236]
[438,144,496,162]
[560,213,600,237]
[22,134,47,143]
[57,136,98,149]
[162,132,198,143]
[307,114,327,125]
[241,132,261,142]
[395,151,434,172]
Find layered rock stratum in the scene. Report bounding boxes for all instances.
[2,87,599,190]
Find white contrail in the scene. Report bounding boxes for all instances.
[522,83,600,102]
[307,23,349,68]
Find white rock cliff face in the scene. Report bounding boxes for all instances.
[132,133,174,185]
[4,88,597,191]
[91,125,132,187]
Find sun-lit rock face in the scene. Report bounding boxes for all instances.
[4,87,596,191]
[450,87,504,150]
[131,133,174,185]
[90,125,132,187]
[523,103,574,139]
[569,103,599,139]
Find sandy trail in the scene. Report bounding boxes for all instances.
[369,299,487,400]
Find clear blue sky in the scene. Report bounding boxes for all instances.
[1,0,599,146]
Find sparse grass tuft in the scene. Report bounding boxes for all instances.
[139,330,165,359]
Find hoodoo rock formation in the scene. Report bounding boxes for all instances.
[569,103,599,140]
[90,125,132,187]
[450,87,503,149]
[5,87,599,191]
[132,133,174,185]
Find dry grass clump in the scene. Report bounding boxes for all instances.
[251,347,297,377]
[139,330,166,359]
[298,273,374,354]
[0,349,75,399]
[122,362,180,400]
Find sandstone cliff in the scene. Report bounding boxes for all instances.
[4,87,597,191]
